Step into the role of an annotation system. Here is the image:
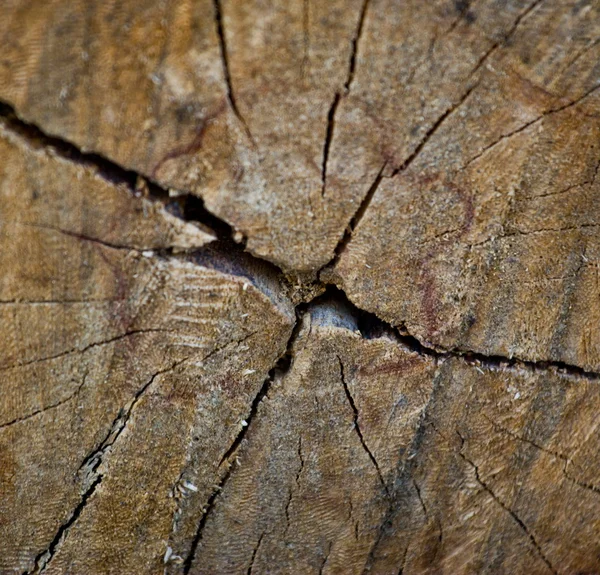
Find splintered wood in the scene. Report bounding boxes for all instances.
[1,1,599,574]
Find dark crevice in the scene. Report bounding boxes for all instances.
[412,479,428,520]
[346,0,371,92]
[246,533,264,575]
[182,463,233,574]
[321,162,386,268]
[218,305,306,468]
[456,431,558,575]
[184,304,308,572]
[396,547,409,575]
[311,286,600,383]
[318,543,332,575]
[0,97,233,242]
[77,361,185,485]
[26,362,182,574]
[212,0,255,145]
[338,355,389,494]
[390,81,479,177]
[22,476,102,575]
[320,0,370,197]
[321,93,341,197]
[0,100,139,191]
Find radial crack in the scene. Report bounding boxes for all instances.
[456,431,558,575]
[26,362,182,574]
[337,356,388,494]
[321,0,370,197]
[212,0,255,145]
[184,308,306,572]
[391,81,479,177]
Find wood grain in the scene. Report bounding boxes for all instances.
[1,1,600,574]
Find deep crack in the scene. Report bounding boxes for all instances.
[183,305,307,572]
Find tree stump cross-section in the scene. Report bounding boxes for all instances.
[1,1,600,574]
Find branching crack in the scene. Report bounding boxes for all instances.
[337,356,388,495]
[212,0,255,145]
[456,431,558,575]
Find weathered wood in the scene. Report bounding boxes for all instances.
[1,1,600,574]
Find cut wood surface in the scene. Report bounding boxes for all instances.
[1,1,599,574]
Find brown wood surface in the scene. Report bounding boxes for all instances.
[1,1,600,574]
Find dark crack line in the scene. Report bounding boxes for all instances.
[321,93,341,197]
[212,0,255,146]
[396,546,409,575]
[77,360,186,484]
[246,533,264,575]
[0,98,234,246]
[321,162,386,269]
[468,0,545,79]
[346,0,370,92]
[0,375,87,430]
[318,542,333,575]
[456,431,558,575]
[22,476,102,575]
[184,309,306,572]
[463,82,600,169]
[5,220,150,253]
[321,0,370,197]
[26,362,182,575]
[0,328,170,373]
[390,81,479,177]
[284,436,305,537]
[318,285,600,384]
[338,356,388,495]
[412,478,427,520]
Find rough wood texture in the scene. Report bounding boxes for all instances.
[1,1,600,574]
